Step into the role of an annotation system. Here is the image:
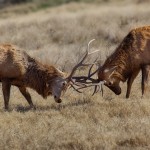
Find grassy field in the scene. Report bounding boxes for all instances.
[0,1,150,149]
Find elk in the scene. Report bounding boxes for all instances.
[0,40,98,110]
[74,26,150,98]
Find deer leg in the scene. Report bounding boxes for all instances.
[2,79,11,110]
[141,65,150,96]
[126,70,139,98]
[18,87,36,109]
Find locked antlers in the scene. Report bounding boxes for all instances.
[66,39,104,95]
[67,39,99,81]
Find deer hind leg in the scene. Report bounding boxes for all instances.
[19,87,36,109]
[126,70,140,98]
[2,79,11,110]
[141,65,150,97]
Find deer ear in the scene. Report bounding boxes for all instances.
[109,66,117,72]
[104,66,117,73]
[104,66,117,77]
[108,66,117,78]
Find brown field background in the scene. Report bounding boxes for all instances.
[0,0,150,149]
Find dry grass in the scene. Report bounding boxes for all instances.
[0,1,150,150]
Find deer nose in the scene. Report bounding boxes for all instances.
[54,95,62,103]
[114,87,121,95]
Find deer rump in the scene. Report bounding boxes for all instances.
[0,46,28,78]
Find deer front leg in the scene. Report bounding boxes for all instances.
[126,70,139,98]
[141,65,150,96]
[2,79,11,110]
[19,86,36,109]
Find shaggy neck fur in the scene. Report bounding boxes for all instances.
[104,33,134,82]
[24,58,64,98]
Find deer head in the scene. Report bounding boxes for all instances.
[98,66,121,95]
[70,60,122,96]
[51,76,68,103]
[49,39,100,103]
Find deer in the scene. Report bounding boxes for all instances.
[73,26,150,98]
[0,40,98,110]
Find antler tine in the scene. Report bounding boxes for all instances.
[87,57,99,78]
[71,59,99,84]
[70,84,83,93]
[92,82,104,96]
[88,64,94,78]
[87,39,95,52]
[75,81,105,93]
[92,85,99,96]
[67,39,99,81]
[101,84,104,96]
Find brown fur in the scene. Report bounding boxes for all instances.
[98,26,150,98]
[0,44,65,109]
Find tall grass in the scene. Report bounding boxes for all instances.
[0,1,150,150]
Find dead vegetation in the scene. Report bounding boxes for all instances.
[0,1,150,150]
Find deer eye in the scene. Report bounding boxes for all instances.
[108,82,112,86]
[62,81,67,86]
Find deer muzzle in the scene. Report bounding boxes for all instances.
[54,96,62,103]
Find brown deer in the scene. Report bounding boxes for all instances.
[0,40,98,110]
[74,26,150,98]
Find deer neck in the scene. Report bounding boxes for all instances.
[25,59,62,98]
[107,49,131,82]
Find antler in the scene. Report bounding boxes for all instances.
[70,80,105,95]
[72,59,99,84]
[66,39,99,81]
[72,63,101,95]
[66,39,105,95]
